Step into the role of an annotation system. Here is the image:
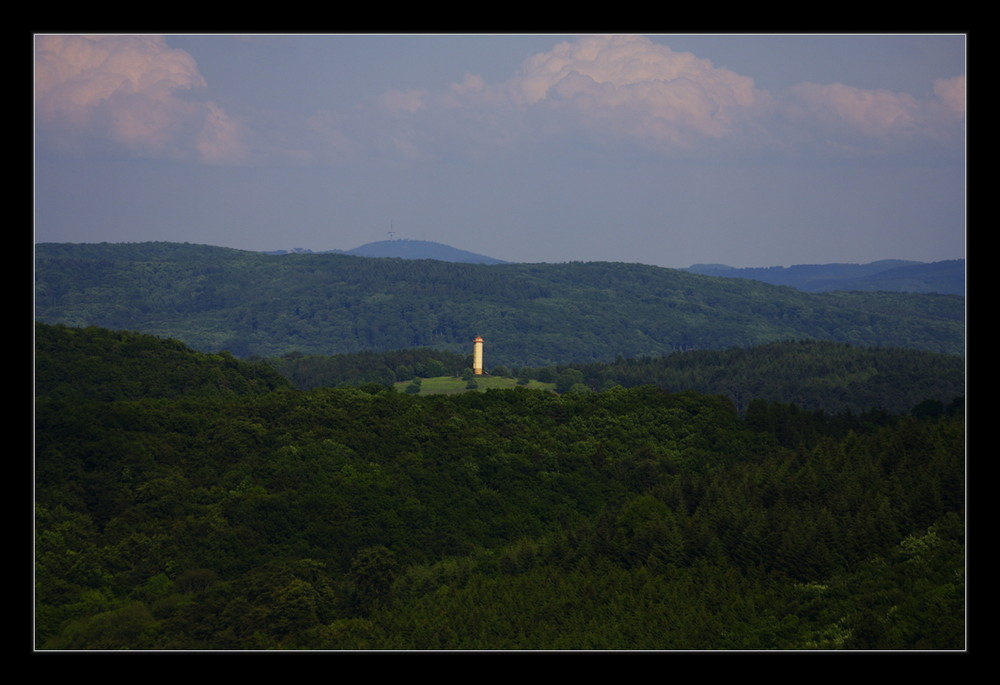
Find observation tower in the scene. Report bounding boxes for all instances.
[473,336,484,375]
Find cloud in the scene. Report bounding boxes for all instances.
[933,75,965,115]
[35,35,248,164]
[511,35,757,137]
[379,35,964,160]
[372,36,767,160]
[471,35,761,151]
[781,76,964,151]
[40,35,960,167]
[381,88,429,113]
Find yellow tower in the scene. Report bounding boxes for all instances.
[473,335,484,375]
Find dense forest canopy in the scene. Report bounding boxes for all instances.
[685,259,965,295]
[266,339,964,417]
[36,323,291,401]
[35,242,965,364]
[34,324,964,649]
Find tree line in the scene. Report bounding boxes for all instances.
[264,338,963,417]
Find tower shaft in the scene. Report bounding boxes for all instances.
[473,336,484,375]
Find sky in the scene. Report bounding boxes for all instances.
[34,34,966,268]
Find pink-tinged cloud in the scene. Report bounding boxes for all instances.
[35,35,248,164]
[381,88,429,113]
[380,35,963,160]
[784,82,922,137]
[506,35,759,147]
[379,35,765,155]
[782,76,965,149]
[934,75,965,115]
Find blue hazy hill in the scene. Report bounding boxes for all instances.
[345,239,507,265]
[685,259,964,296]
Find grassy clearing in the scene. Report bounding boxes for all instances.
[394,375,556,395]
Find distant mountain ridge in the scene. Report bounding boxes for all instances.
[344,239,506,264]
[263,242,962,295]
[684,259,964,296]
[262,240,505,264]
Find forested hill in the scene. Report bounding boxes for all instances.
[35,323,291,401]
[35,322,964,649]
[685,259,965,296]
[270,340,962,417]
[35,242,964,364]
[344,239,506,264]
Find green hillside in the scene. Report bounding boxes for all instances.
[35,324,965,650]
[35,322,291,401]
[686,259,965,295]
[394,375,555,395]
[35,242,964,364]
[528,340,965,416]
[268,339,963,416]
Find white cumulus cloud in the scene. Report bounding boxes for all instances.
[35,34,248,164]
[933,75,965,115]
[378,35,965,160]
[779,74,965,155]
[496,35,761,149]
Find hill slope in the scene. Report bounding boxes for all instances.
[551,340,964,416]
[685,259,965,295]
[345,239,506,264]
[268,339,963,416]
[35,322,291,401]
[35,324,965,649]
[35,242,965,364]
